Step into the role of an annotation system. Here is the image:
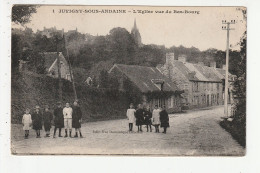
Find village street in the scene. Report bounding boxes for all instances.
[11,106,244,156]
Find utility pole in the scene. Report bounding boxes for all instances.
[55,36,63,102]
[222,20,235,117]
[64,36,77,101]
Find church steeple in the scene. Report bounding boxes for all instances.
[134,18,137,29]
[131,19,142,47]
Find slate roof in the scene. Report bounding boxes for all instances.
[40,52,68,72]
[215,68,226,79]
[109,64,181,93]
[193,64,222,82]
[170,60,224,82]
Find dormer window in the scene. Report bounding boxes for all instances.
[151,79,165,91]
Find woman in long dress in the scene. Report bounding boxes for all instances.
[72,101,83,138]
[160,105,170,134]
[53,102,64,138]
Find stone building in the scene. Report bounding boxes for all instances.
[131,19,142,47]
[36,27,64,38]
[108,64,183,112]
[158,53,226,109]
[41,52,72,81]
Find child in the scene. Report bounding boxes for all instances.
[43,105,53,137]
[160,105,170,134]
[32,105,43,138]
[22,108,32,139]
[144,106,152,132]
[152,105,161,133]
[126,103,136,132]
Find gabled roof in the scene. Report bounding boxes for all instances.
[215,68,235,81]
[172,60,209,81]
[109,64,181,93]
[169,60,224,82]
[193,64,222,82]
[40,52,68,72]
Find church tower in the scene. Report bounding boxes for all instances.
[131,19,142,47]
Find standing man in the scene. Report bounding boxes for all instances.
[53,102,64,138]
[159,105,170,134]
[135,104,144,132]
[72,100,83,138]
[63,102,73,138]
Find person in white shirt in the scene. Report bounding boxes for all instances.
[22,108,32,139]
[63,102,73,137]
[152,105,161,133]
[126,103,136,132]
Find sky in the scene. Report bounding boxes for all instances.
[18,6,246,51]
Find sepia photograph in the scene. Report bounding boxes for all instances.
[11,5,246,155]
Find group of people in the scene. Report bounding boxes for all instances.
[126,103,170,134]
[22,100,83,139]
[21,101,170,139]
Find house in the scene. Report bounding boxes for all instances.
[108,64,183,112]
[215,66,235,104]
[36,27,64,38]
[40,52,72,81]
[158,53,227,109]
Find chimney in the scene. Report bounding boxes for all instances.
[178,54,187,62]
[210,61,216,68]
[198,62,204,66]
[166,53,175,65]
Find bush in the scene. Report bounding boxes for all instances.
[11,73,129,124]
[219,119,246,147]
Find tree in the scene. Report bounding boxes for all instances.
[123,78,142,104]
[99,70,110,88]
[27,52,46,74]
[107,27,137,64]
[12,5,37,25]
[11,33,22,72]
[135,45,165,67]
[232,32,246,122]
[92,36,109,61]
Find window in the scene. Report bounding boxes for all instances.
[66,74,70,80]
[171,96,174,107]
[193,82,199,92]
[183,84,189,90]
[168,97,171,108]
